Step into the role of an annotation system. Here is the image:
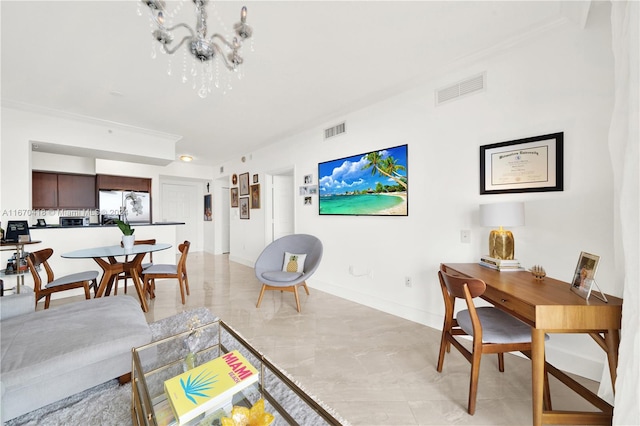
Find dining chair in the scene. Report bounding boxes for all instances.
[26,248,99,309]
[142,241,190,304]
[255,234,323,312]
[113,238,156,295]
[436,264,550,415]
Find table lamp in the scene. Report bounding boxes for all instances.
[479,202,525,260]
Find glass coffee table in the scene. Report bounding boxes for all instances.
[132,320,343,426]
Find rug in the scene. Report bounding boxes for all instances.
[5,308,348,426]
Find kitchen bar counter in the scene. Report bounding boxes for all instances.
[29,222,184,230]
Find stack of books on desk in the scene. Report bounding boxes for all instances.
[479,256,525,272]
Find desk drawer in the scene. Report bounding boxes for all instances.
[483,286,535,325]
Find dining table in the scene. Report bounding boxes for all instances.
[62,243,171,312]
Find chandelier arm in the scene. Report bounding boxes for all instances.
[164,23,195,38]
[209,33,236,50]
[211,43,239,71]
[162,35,192,55]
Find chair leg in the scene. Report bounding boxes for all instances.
[293,286,301,312]
[184,272,190,296]
[498,353,505,372]
[90,279,98,297]
[178,277,186,304]
[301,282,310,295]
[44,294,52,309]
[468,349,482,415]
[436,331,449,372]
[83,283,91,300]
[256,284,267,308]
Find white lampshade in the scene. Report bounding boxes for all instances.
[480,202,525,228]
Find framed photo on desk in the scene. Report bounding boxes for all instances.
[570,251,606,301]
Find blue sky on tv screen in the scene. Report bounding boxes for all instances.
[318,145,408,196]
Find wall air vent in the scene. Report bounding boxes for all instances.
[324,122,346,139]
[436,72,486,106]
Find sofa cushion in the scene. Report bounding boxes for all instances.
[0,287,35,320]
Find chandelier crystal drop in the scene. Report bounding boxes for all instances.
[141,0,252,97]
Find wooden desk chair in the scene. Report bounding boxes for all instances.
[114,238,156,295]
[142,241,190,304]
[26,248,99,309]
[436,264,550,415]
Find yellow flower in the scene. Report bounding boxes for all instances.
[221,399,274,426]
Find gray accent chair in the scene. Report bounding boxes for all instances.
[255,234,323,312]
[436,264,550,415]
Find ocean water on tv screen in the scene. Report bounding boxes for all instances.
[319,194,403,215]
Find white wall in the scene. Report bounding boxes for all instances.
[217,10,616,381]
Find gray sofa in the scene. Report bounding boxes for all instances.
[0,291,151,422]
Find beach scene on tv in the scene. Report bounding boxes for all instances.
[318,144,408,216]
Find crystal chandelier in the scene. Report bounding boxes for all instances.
[140,0,253,98]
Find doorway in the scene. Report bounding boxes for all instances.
[265,169,294,243]
[161,181,202,251]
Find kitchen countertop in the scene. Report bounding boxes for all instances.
[29,222,185,230]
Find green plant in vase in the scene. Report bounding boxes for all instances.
[115,219,135,236]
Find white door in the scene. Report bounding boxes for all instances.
[161,183,198,250]
[272,174,294,241]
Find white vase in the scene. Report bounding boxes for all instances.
[122,235,135,251]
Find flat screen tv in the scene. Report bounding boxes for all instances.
[318,144,408,216]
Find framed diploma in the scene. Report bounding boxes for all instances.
[480,132,563,194]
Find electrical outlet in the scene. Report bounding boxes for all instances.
[405,276,412,287]
[460,230,471,244]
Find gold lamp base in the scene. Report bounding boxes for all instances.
[488,227,515,260]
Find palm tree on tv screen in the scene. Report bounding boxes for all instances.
[362,151,408,190]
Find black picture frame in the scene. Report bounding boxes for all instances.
[480,132,563,194]
[239,172,250,196]
[239,197,250,219]
[204,194,212,221]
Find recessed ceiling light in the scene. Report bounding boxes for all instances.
[180,155,193,162]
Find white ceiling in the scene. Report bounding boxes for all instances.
[1,1,579,166]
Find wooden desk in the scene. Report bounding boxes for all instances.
[442,263,623,426]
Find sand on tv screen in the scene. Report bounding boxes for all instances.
[318,144,408,216]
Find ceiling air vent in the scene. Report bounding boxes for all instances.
[324,122,346,139]
[436,72,486,106]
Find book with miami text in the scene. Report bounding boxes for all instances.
[164,349,259,425]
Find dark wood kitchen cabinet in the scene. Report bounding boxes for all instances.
[32,171,58,208]
[96,174,151,193]
[32,171,97,209]
[57,174,96,208]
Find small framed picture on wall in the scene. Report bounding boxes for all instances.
[250,184,260,209]
[239,172,250,196]
[230,188,239,207]
[239,197,250,219]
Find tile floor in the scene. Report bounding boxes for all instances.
[49,252,601,425]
